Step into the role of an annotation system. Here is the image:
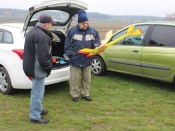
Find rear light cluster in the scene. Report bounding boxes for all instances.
[12,49,32,81]
[28,77,32,81]
[12,49,23,60]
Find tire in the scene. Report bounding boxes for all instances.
[91,56,106,76]
[0,67,15,95]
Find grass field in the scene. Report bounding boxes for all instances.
[1,71,175,131]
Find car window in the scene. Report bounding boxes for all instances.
[31,10,69,23]
[110,29,127,45]
[149,25,175,47]
[110,25,149,46]
[3,31,13,44]
[0,31,3,43]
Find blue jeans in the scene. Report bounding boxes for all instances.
[29,77,45,120]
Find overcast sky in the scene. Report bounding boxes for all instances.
[1,0,175,16]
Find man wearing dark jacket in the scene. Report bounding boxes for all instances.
[23,14,56,124]
[64,10,101,102]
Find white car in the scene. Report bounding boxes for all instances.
[0,0,88,94]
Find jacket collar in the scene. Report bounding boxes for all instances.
[35,22,49,35]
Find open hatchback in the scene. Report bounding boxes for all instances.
[24,0,88,69]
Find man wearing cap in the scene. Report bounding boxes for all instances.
[23,14,57,124]
[64,10,101,102]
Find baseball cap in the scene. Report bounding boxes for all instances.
[38,14,57,24]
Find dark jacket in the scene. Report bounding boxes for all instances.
[64,25,100,67]
[23,25,52,78]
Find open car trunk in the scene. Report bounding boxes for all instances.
[50,31,69,69]
[23,0,88,70]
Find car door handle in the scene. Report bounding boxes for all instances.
[133,50,139,53]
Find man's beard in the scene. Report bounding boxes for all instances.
[82,26,87,30]
[78,24,88,30]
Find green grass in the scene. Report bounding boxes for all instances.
[1,71,175,131]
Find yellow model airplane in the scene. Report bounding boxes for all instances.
[78,25,143,58]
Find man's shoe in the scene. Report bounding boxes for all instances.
[82,96,92,101]
[73,97,79,102]
[41,109,48,116]
[30,117,49,124]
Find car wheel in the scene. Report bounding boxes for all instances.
[91,56,106,76]
[0,67,15,95]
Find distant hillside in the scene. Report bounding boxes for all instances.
[0,8,27,22]
[0,8,164,23]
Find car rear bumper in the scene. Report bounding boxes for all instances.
[9,62,70,89]
[45,66,70,85]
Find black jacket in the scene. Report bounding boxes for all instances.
[23,25,52,78]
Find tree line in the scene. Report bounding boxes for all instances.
[0,8,166,22]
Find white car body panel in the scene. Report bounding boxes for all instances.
[0,23,70,90]
[0,0,88,92]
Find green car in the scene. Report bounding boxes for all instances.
[91,21,175,83]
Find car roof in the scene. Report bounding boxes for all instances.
[111,21,175,37]
[0,23,24,41]
[0,23,24,36]
[133,21,175,26]
[0,23,23,30]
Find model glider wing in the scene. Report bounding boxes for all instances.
[78,25,142,58]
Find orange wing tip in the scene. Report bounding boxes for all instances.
[86,54,95,58]
[138,28,143,34]
[86,54,92,58]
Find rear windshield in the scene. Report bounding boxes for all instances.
[30,10,69,23]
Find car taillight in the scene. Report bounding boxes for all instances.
[28,76,32,81]
[12,49,23,60]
